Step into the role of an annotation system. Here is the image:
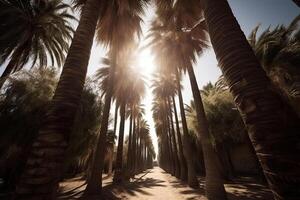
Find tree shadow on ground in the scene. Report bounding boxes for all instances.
[58,182,86,199]
[110,170,166,197]
[225,176,274,200]
[168,177,206,200]
[168,175,273,200]
[58,170,165,199]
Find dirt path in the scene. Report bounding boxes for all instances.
[111,167,206,200]
[111,167,273,200]
[58,167,273,200]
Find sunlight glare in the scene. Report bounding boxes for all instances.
[136,48,156,77]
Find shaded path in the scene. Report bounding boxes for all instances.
[58,167,273,200]
[111,167,206,200]
[111,167,273,200]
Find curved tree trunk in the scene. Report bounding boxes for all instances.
[15,0,102,198]
[176,70,199,188]
[85,51,117,194]
[187,64,227,199]
[168,98,181,178]
[202,0,300,199]
[172,95,188,181]
[113,102,126,183]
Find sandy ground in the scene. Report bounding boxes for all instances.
[58,167,273,200]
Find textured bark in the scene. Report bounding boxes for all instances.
[176,70,199,188]
[292,0,300,7]
[172,95,188,181]
[15,0,102,199]
[187,64,227,199]
[85,50,117,194]
[168,98,181,178]
[113,102,126,183]
[202,0,300,199]
[130,116,136,176]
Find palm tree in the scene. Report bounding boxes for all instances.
[0,0,75,89]
[152,98,174,174]
[149,23,198,187]
[105,130,116,176]
[152,74,181,177]
[200,0,300,199]
[85,0,148,193]
[130,104,145,175]
[113,61,146,183]
[175,69,199,187]
[249,16,300,116]
[149,4,227,196]
[93,54,145,183]
[171,95,188,181]
[152,74,181,178]
[14,0,103,197]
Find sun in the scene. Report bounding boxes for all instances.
[136,48,156,77]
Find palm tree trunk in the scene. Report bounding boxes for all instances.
[165,115,175,176]
[126,109,133,177]
[113,106,118,137]
[168,98,181,178]
[175,69,199,188]
[187,64,227,199]
[108,149,113,176]
[15,0,102,198]
[292,0,300,7]
[85,50,117,194]
[130,116,136,176]
[202,0,300,199]
[113,102,126,183]
[172,95,188,181]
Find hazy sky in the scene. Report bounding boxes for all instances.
[1,0,299,156]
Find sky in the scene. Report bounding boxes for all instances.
[1,0,299,157]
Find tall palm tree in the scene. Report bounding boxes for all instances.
[152,98,174,173]
[15,0,102,198]
[93,54,145,183]
[0,0,75,88]
[149,4,227,196]
[85,0,148,193]
[200,0,300,199]
[113,61,146,183]
[130,104,145,175]
[171,94,188,181]
[152,74,181,177]
[152,74,181,178]
[149,24,198,187]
